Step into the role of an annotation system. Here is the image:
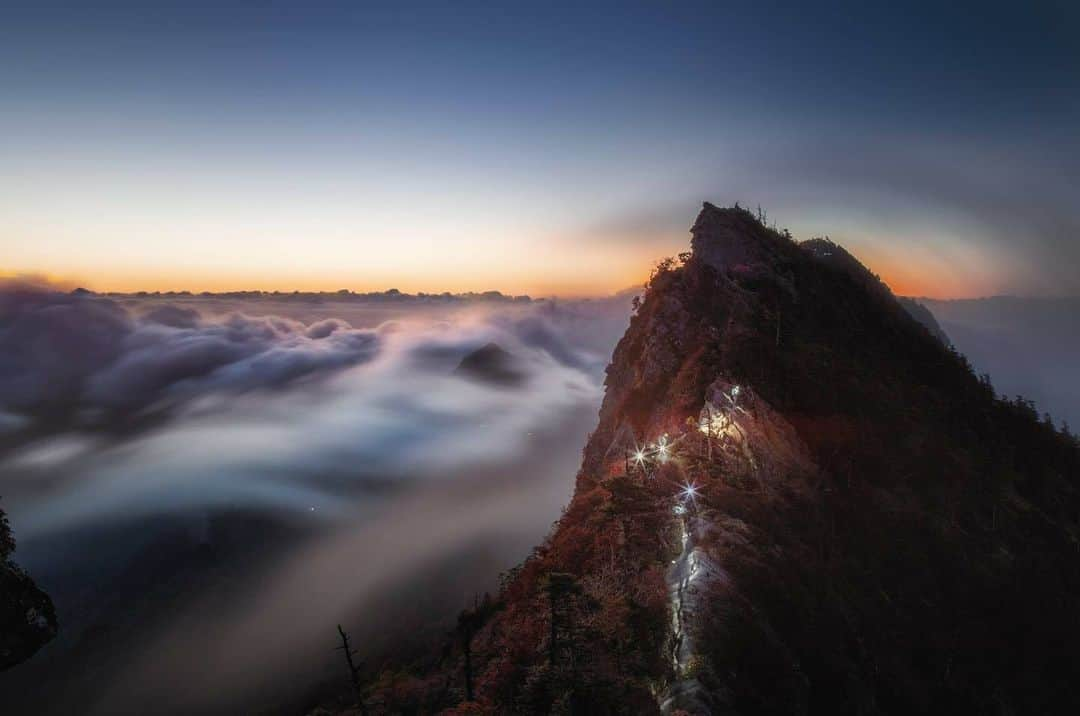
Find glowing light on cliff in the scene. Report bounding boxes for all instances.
[680,482,699,501]
[699,406,743,441]
[655,434,671,462]
[698,409,729,435]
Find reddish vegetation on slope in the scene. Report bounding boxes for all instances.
[347,204,1080,715]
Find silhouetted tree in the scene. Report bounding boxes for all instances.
[456,593,494,702]
[336,624,368,716]
[544,572,583,672]
[0,501,15,559]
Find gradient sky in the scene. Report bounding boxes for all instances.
[2,1,1077,297]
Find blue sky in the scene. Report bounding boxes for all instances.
[2,1,1077,296]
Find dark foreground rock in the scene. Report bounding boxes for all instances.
[1,517,56,671]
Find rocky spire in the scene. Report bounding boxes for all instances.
[689,202,790,271]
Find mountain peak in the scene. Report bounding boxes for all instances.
[690,202,789,271]
[352,201,1080,716]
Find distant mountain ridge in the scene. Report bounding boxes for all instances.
[69,287,538,304]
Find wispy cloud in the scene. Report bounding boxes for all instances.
[0,287,631,714]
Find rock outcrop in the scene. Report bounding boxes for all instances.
[1,510,56,671]
[454,342,528,387]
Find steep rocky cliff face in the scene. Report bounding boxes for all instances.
[355,204,1080,715]
[1,508,56,671]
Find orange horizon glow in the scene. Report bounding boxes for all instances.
[1,215,1040,302]
[0,263,653,300]
[851,240,1010,301]
[866,261,987,301]
[0,259,1013,302]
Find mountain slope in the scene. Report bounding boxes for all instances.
[356,203,1080,715]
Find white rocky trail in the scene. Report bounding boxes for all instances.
[659,510,715,715]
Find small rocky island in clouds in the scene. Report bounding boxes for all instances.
[454,343,528,387]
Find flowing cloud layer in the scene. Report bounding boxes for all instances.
[0,285,633,714]
[0,280,381,424]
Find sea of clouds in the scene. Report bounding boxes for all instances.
[0,279,633,714]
